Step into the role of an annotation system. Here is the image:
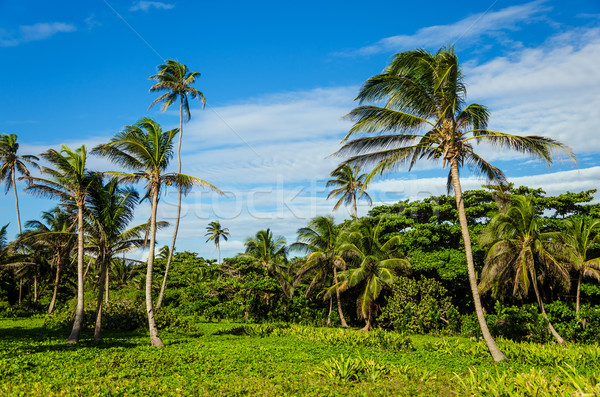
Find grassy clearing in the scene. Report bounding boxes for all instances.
[1,318,599,396]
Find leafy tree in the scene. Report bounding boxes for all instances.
[25,145,93,343]
[205,221,230,265]
[93,117,220,347]
[241,229,292,298]
[555,217,600,314]
[291,215,348,327]
[479,195,569,344]
[0,133,39,235]
[326,165,372,218]
[336,219,408,331]
[335,47,573,360]
[149,59,206,310]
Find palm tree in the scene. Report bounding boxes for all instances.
[335,219,408,331]
[149,59,206,310]
[479,195,568,344]
[20,208,76,314]
[0,134,39,235]
[205,221,230,265]
[85,176,147,341]
[334,47,574,360]
[93,117,221,347]
[25,145,93,343]
[291,215,348,327]
[555,217,600,315]
[327,165,372,218]
[242,229,292,298]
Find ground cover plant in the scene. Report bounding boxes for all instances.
[1,318,599,396]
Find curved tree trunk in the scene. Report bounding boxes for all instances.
[68,204,85,344]
[105,264,110,304]
[532,274,565,344]
[147,188,165,347]
[333,266,348,327]
[450,159,505,361]
[351,193,358,219]
[94,252,108,341]
[33,271,37,304]
[360,302,373,331]
[12,171,22,235]
[48,264,61,314]
[156,96,184,310]
[326,296,332,326]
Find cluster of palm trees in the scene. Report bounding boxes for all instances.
[1,60,220,347]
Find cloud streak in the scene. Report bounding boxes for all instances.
[338,0,549,56]
[129,1,175,12]
[0,22,77,47]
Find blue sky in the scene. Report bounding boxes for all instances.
[1,0,599,259]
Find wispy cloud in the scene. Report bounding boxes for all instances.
[337,0,549,56]
[0,22,77,47]
[129,1,175,12]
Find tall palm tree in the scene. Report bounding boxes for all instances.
[25,145,93,343]
[242,229,292,298]
[85,176,147,341]
[291,215,348,327]
[335,219,408,331]
[334,47,574,360]
[205,221,230,265]
[0,133,39,235]
[327,165,372,218]
[20,207,76,314]
[479,195,568,344]
[555,217,600,315]
[149,59,206,310]
[93,117,220,347]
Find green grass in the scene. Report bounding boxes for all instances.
[1,318,599,396]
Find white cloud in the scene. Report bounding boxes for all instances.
[129,1,175,12]
[338,0,548,56]
[0,22,77,47]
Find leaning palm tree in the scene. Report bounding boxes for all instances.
[334,47,574,360]
[0,133,39,235]
[24,145,93,343]
[327,165,372,218]
[93,117,221,347]
[291,215,348,327]
[85,176,148,341]
[149,59,206,310]
[479,195,568,344]
[554,217,600,315]
[205,221,230,265]
[335,219,408,331]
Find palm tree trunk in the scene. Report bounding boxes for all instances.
[326,296,332,326]
[33,272,37,304]
[532,274,564,344]
[48,264,61,314]
[68,204,86,344]
[360,303,373,331]
[94,253,107,341]
[147,188,165,347]
[105,264,109,304]
[576,271,582,315]
[156,96,184,310]
[18,277,22,304]
[333,266,348,327]
[351,193,358,218]
[12,171,22,235]
[217,243,221,266]
[450,159,505,361]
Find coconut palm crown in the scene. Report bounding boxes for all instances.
[327,165,372,218]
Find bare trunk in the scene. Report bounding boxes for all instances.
[156,97,184,310]
[33,272,37,303]
[360,303,373,331]
[147,188,165,347]
[105,264,109,304]
[68,204,85,344]
[532,274,564,344]
[94,253,107,341]
[48,264,61,315]
[326,296,332,326]
[12,171,22,235]
[217,243,221,266]
[576,271,582,315]
[352,193,358,219]
[450,159,505,361]
[18,278,22,304]
[333,266,348,327]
